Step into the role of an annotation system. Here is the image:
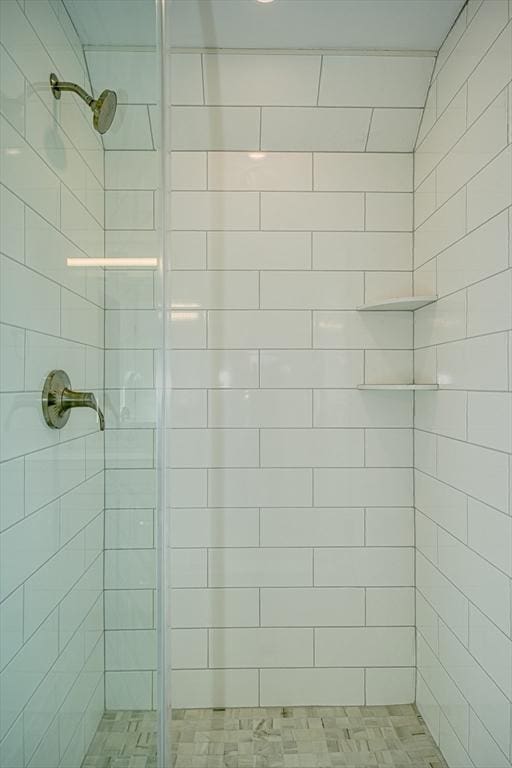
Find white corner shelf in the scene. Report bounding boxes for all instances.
[358,384,439,391]
[357,295,437,311]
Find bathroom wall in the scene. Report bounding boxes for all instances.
[0,1,105,767]
[85,47,161,710]
[164,49,434,708]
[413,1,512,765]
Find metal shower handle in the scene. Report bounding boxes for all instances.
[42,370,105,431]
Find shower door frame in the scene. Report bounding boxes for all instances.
[155,0,172,765]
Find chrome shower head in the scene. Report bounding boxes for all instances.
[50,73,117,135]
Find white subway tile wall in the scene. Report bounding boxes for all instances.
[0,1,105,767]
[95,42,160,711]
[414,3,512,767]
[109,45,441,711]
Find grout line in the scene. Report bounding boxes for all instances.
[147,104,156,150]
[415,95,510,205]
[200,53,206,105]
[416,501,512,581]
[431,1,507,125]
[316,56,324,106]
[364,108,374,151]
[2,550,104,672]
[2,102,104,219]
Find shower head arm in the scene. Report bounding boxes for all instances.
[50,74,95,107]
[49,73,117,135]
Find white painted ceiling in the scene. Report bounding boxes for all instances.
[65,0,465,51]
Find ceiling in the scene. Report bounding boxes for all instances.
[65,0,466,51]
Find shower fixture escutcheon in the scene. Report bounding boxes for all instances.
[42,370,105,431]
[49,73,117,134]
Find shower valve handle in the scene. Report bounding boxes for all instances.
[42,370,105,431]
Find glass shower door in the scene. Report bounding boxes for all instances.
[0,0,168,765]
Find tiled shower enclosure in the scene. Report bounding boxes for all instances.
[1,1,512,767]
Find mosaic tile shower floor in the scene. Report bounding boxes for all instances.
[81,704,447,768]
